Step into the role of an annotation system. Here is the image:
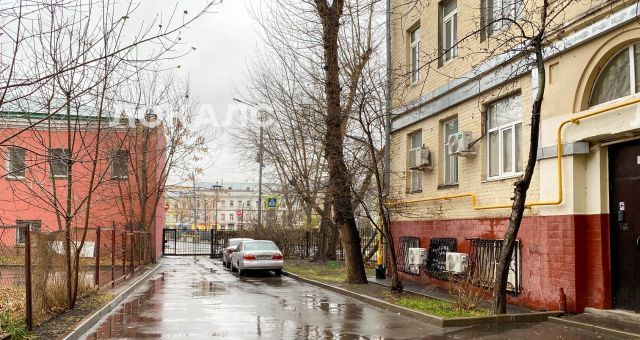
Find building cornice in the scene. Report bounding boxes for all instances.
[391,3,639,132]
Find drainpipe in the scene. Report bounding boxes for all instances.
[379,0,392,276]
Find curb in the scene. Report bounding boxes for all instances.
[548,316,640,339]
[283,271,560,328]
[61,263,162,340]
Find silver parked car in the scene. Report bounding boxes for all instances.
[230,240,284,276]
[222,238,253,268]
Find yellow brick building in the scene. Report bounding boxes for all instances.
[388,0,640,312]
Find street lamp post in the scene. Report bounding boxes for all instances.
[233,97,263,239]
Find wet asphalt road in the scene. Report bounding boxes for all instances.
[82,257,612,339]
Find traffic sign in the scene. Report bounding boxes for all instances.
[265,195,279,210]
[235,210,242,216]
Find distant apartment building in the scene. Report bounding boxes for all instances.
[165,182,271,230]
[0,112,167,259]
[389,1,640,312]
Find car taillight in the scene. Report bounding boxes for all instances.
[272,254,283,260]
[243,254,256,260]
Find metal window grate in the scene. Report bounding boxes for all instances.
[398,236,420,275]
[469,239,521,296]
[425,237,457,280]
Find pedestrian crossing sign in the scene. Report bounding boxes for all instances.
[265,195,279,210]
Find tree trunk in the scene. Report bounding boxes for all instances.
[314,198,337,262]
[493,37,545,313]
[316,0,367,284]
[382,207,402,291]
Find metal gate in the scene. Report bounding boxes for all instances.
[162,229,213,256]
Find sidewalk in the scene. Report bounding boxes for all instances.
[549,311,640,339]
[368,277,531,314]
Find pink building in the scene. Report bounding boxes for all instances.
[0,112,166,259]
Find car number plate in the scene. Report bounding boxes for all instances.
[257,255,271,260]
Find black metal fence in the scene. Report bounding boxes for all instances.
[425,237,457,280]
[162,228,378,261]
[397,236,419,275]
[468,239,521,295]
[162,229,212,256]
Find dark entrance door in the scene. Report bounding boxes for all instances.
[610,140,640,312]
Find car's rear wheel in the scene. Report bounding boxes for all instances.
[231,262,238,272]
[274,269,282,276]
[238,268,244,276]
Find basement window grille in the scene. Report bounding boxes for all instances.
[398,236,420,275]
[469,238,521,296]
[425,237,457,280]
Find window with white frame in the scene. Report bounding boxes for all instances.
[442,0,457,62]
[16,220,41,246]
[49,148,69,178]
[408,131,422,192]
[229,213,234,221]
[410,26,421,83]
[487,0,522,37]
[6,147,26,179]
[487,95,522,178]
[443,118,459,185]
[230,200,234,207]
[590,43,640,107]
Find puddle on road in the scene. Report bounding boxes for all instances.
[83,258,434,339]
[84,278,163,339]
[301,293,345,314]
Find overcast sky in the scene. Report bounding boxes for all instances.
[144,0,260,186]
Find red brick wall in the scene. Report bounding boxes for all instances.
[390,214,610,313]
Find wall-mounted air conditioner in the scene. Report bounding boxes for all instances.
[408,147,432,170]
[448,132,475,156]
[445,252,469,274]
[408,247,426,275]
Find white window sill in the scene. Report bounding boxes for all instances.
[52,175,68,179]
[483,173,523,183]
[6,176,25,181]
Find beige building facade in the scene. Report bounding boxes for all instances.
[389,0,640,312]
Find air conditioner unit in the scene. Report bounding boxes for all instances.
[409,147,432,170]
[448,132,475,155]
[408,248,426,275]
[445,252,469,274]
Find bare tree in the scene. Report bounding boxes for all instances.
[0,0,218,309]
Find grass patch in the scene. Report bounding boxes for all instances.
[285,260,491,319]
[0,311,28,340]
[392,295,491,318]
[284,260,375,283]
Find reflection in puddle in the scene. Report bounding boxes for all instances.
[82,258,435,339]
[301,293,345,314]
[84,277,162,339]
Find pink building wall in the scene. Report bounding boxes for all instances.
[0,116,166,260]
